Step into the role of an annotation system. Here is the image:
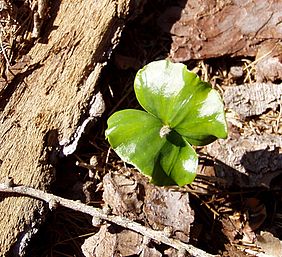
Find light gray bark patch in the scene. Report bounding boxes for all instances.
[223,83,282,118]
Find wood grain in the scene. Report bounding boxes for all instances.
[0,0,141,255]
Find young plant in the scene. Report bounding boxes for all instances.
[105,60,227,186]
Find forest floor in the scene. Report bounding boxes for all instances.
[1,1,282,256]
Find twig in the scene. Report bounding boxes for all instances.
[0,31,11,68]
[243,45,276,71]
[0,181,217,257]
[275,98,282,133]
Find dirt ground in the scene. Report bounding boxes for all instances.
[1,0,282,256]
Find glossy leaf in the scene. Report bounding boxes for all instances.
[175,88,227,145]
[134,60,227,145]
[105,109,165,176]
[106,110,197,186]
[158,131,197,186]
[106,59,228,186]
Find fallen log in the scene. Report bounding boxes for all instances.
[0,0,143,255]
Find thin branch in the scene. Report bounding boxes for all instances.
[0,181,218,257]
[0,30,11,68]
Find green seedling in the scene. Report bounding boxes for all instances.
[106,60,227,186]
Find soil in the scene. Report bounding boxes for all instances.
[1,0,282,256]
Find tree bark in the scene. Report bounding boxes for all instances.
[0,0,142,255]
[158,0,282,62]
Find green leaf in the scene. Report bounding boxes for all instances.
[106,60,228,186]
[174,87,227,145]
[105,109,165,176]
[158,131,197,186]
[134,60,195,125]
[134,60,227,145]
[106,110,198,186]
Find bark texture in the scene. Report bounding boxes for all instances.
[224,83,282,118]
[0,0,142,255]
[207,82,282,188]
[158,0,282,62]
[207,134,282,187]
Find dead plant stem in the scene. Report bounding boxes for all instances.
[0,182,217,257]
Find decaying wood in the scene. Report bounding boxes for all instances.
[255,42,282,82]
[0,182,217,257]
[0,0,144,255]
[224,83,282,119]
[158,0,282,62]
[206,134,282,187]
[208,82,282,187]
[31,0,49,38]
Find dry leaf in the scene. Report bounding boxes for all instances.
[103,170,194,242]
[81,225,143,257]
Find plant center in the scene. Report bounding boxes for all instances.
[159,125,171,138]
